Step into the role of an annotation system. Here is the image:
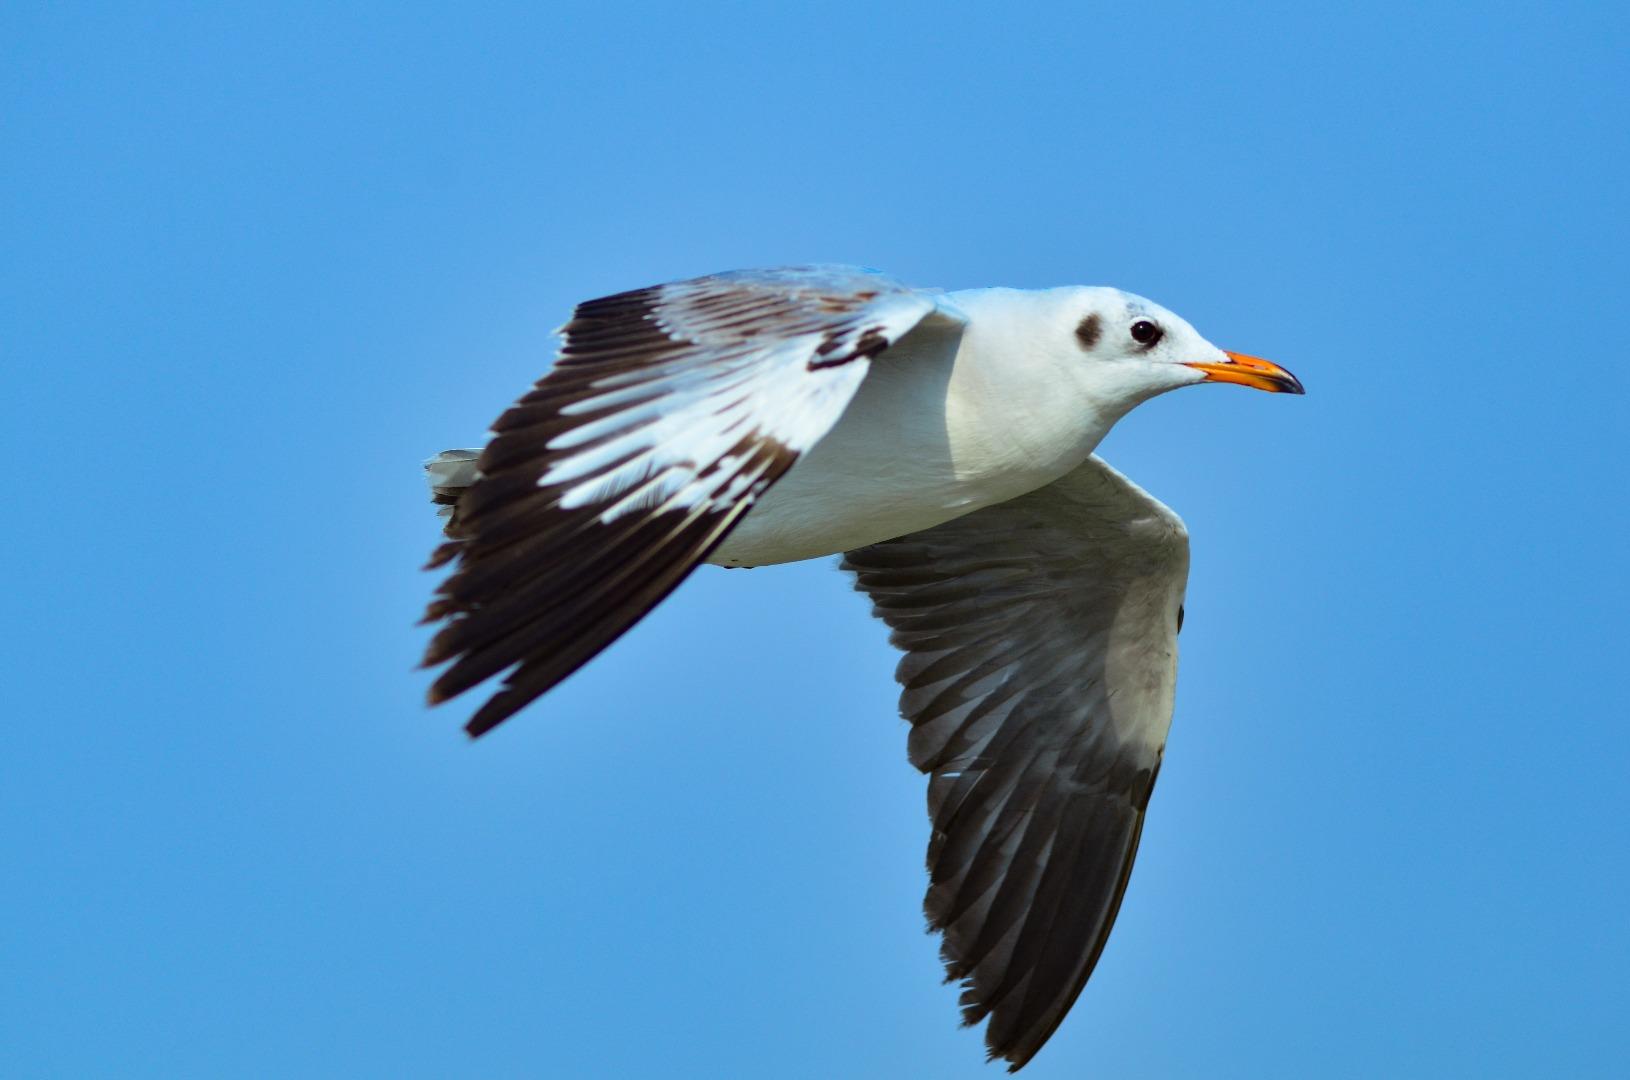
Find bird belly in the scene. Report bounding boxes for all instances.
[708,340,1089,568]
[709,457,985,567]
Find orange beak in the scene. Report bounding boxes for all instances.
[1184,351,1305,394]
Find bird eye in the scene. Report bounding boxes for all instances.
[1130,320,1163,346]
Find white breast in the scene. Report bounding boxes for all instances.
[709,307,1112,567]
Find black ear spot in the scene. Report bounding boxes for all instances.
[1075,314,1102,350]
[1176,605,1185,633]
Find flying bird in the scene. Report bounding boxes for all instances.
[419,265,1302,1070]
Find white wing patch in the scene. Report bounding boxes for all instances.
[422,265,964,737]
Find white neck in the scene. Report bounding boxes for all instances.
[940,287,1129,489]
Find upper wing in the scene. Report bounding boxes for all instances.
[841,455,1190,1071]
[423,265,964,737]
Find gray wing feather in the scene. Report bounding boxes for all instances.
[843,456,1189,1071]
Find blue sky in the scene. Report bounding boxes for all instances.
[4,2,1627,1076]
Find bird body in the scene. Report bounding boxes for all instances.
[711,286,1160,567]
[419,265,1302,1070]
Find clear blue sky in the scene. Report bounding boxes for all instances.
[4,3,1627,1077]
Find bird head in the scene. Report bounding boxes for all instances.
[1056,286,1303,408]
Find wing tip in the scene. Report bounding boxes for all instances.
[464,699,517,739]
[424,541,464,570]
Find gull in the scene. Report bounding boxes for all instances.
[419,265,1302,1070]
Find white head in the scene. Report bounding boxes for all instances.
[950,285,1303,423]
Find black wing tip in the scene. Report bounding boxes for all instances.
[978,1021,1047,1073]
[424,541,464,570]
[421,667,519,740]
[463,686,527,737]
[972,1039,1034,1074]
[438,687,523,739]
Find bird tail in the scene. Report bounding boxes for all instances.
[425,449,482,539]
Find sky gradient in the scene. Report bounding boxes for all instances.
[5,3,1628,1077]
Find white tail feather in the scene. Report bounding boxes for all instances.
[425,449,483,522]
